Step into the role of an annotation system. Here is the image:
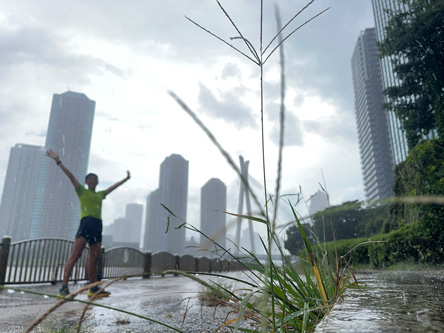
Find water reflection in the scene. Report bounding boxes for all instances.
[316,271,444,332]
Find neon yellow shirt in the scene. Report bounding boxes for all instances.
[75,185,107,220]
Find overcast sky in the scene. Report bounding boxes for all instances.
[0,0,375,241]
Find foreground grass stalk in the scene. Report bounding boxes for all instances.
[167,1,343,332]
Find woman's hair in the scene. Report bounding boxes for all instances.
[85,173,98,182]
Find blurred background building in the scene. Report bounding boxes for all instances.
[31,91,96,239]
[351,28,394,203]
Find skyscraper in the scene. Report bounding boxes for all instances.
[200,178,227,256]
[371,0,410,164]
[351,28,394,203]
[143,189,161,252]
[0,144,44,241]
[158,154,188,254]
[159,154,188,254]
[309,190,329,215]
[125,203,143,246]
[31,91,96,239]
[143,155,189,254]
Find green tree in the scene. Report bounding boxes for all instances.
[284,201,388,255]
[378,0,444,149]
[311,201,363,243]
[284,222,312,255]
[385,138,444,233]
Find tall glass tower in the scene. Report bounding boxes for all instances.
[125,203,143,246]
[372,0,410,164]
[200,178,227,256]
[155,154,189,255]
[31,91,96,239]
[0,144,44,241]
[143,189,161,252]
[351,28,394,203]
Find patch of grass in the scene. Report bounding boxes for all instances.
[200,283,233,305]
[38,319,89,333]
[115,315,130,325]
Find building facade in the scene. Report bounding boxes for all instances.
[158,154,188,254]
[200,178,227,256]
[144,154,189,254]
[143,189,161,253]
[125,203,143,246]
[351,28,394,203]
[371,0,410,164]
[309,190,329,215]
[31,91,96,239]
[0,144,44,241]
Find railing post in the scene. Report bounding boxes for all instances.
[143,252,151,279]
[174,255,180,276]
[0,236,12,286]
[97,247,105,281]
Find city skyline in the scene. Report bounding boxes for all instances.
[0,1,377,235]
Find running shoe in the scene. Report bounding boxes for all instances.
[88,288,111,298]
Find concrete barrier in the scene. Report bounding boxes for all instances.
[197,256,211,273]
[151,252,177,276]
[179,254,196,272]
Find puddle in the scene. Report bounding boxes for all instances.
[316,271,444,332]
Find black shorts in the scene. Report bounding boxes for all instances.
[75,216,103,245]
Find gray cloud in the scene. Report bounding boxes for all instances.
[197,82,257,129]
[0,22,124,78]
[267,104,304,147]
[221,63,241,80]
[303,114,358,146]
[279,1,374,115]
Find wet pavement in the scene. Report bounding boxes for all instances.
[2,270,444,332]
[316,270,444,333]
[0,272,256,332]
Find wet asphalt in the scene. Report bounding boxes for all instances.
[0,272,254,332]
[3,270,444,332]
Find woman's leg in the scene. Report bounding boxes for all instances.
[62,237,88,286]
[87,242,102,283]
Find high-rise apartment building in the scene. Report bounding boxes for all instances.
[102,203,143,248]
[309,190,329,215]
[144,154,189,254]
[125,203,143,246]
[371,0,410,165]
[200,178,227,256]
[351,28,394,203]
[0,144,44,241]
[31,91,96,239]
[158,154,188,254]
[143,189,161,252]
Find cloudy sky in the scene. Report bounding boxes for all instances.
[0,0,375,242]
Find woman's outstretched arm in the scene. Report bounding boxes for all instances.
[106,171,131,195]
[46,149,81,189]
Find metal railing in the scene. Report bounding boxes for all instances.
[0,236,242,285]
[0,237,88,285]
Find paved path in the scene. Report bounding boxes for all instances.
[0,272,254,332]
[4,270,443,332]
